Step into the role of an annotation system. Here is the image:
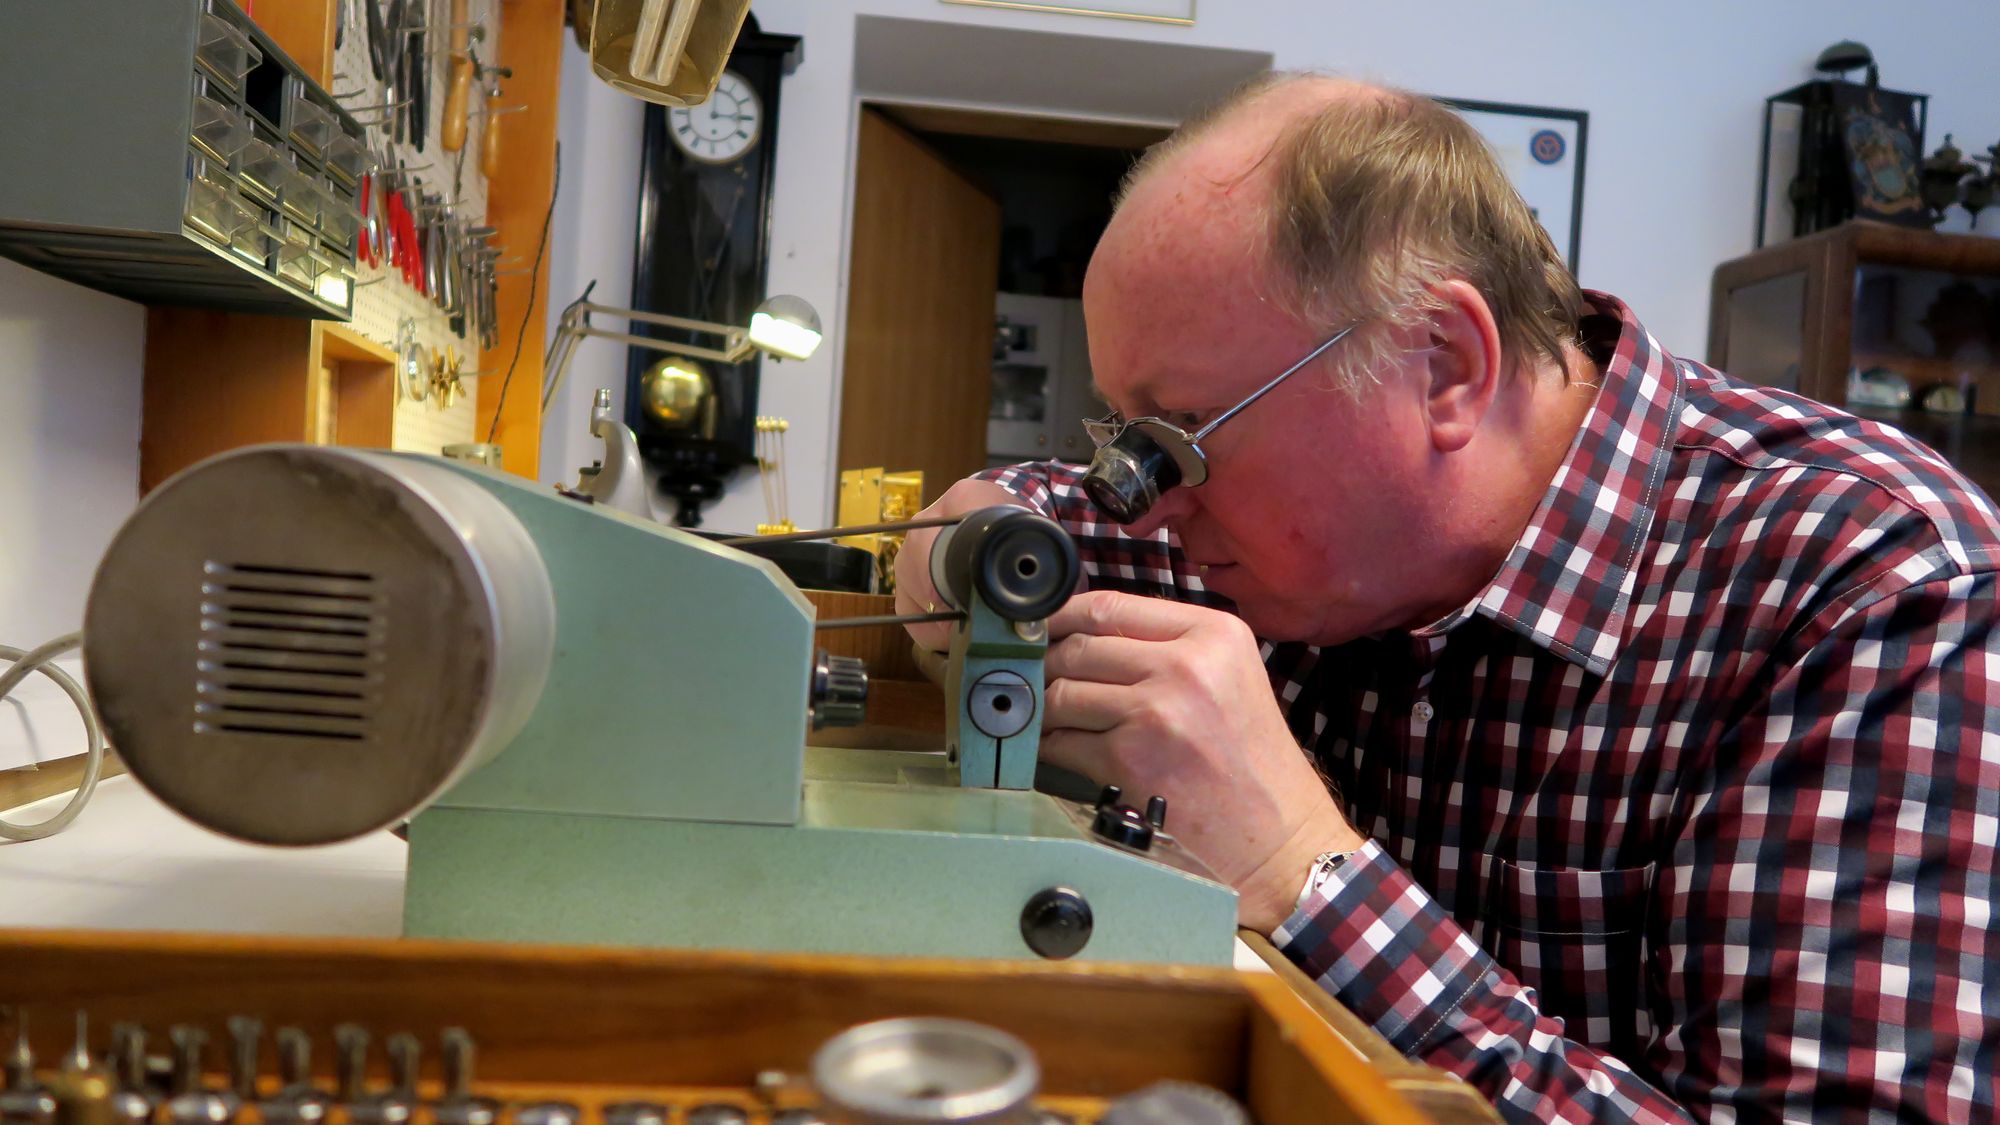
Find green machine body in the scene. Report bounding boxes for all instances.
[81,445,1237,965]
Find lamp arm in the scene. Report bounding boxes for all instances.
[580,301,747,349]
[539,303,757,412]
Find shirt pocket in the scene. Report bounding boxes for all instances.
[1479,858,1655,1059]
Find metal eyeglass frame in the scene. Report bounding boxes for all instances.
[1078,321,1361,524]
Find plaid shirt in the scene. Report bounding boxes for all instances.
[981,293,2000,1123]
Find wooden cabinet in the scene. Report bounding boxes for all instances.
[1708,220,2000,496]
[141,314,394,491]
[0,927,1497,1124]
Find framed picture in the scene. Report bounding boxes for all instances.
[1436,97,1589,275]
[941,0,1194,25]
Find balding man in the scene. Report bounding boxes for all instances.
[897,74,2000,1121]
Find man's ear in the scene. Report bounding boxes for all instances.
[1421,279,1504,453]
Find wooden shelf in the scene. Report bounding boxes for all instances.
[1710,220,2000,499]
[141,314,401,492]
[314,322,397,448]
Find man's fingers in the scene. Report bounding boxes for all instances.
[1049,589,1201,643]
[1043,631,1156,686]
[1037,726,1112,784]
[1041,676,1132,734]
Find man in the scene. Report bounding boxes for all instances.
[895,74,2000,1121]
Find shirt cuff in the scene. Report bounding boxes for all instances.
[1271,839,1498,1056]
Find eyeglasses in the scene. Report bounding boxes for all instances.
[1079,322,1360,524]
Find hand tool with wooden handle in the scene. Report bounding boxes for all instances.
[441,0,471,150]
[481,92,501,179]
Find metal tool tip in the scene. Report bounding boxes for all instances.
[66,1011,90,1072]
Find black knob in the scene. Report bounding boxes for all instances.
[1091,802,1155,851]
[809,650,869,730]
[1020,886,1094,959]
[1095,784,1122,809]
[936,507,1080,622]
[1145,796,1168,829]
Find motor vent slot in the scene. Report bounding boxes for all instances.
[196,561,383,742]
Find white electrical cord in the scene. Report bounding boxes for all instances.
[0,633,106,841]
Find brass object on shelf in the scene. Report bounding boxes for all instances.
[836,469,925,594]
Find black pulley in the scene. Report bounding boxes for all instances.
[932,507,1079,622]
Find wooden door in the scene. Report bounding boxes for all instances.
[838,108,1001,502]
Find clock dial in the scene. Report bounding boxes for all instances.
[667,72,762,164]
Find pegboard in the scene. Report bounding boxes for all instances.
[327,0,502,453]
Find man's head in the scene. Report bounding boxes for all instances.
[1082,74,1592,644]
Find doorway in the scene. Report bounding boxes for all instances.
[835,105,1170,498]
[835,16,1271,504]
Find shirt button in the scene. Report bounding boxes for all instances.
[1412,700,1434,722]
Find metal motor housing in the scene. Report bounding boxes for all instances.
[84,446,557,846]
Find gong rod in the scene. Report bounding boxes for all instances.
[716,515,964,548]
[813,610,964,631]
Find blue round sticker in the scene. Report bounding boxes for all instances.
[1530,129,1566,165]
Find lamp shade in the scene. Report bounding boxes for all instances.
[748,294,823,361]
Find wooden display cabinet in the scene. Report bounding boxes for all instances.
[1708,220,2000,497]
[0,928,1497,1124]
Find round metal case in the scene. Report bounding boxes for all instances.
[811,1018,1040,1125]
[84,445,555,845]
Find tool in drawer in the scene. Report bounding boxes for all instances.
[260,1030,327,1125]
[3,1011,1257,1125]
[434,1032,497,1125]
[164,1026,236,1125]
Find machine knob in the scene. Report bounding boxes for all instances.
[1020,886,1094,959]
[930,507,1079,622]
[1091,803,1155,850]
[809,650,869,731]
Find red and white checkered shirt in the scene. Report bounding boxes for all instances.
[981,292,2000,1123]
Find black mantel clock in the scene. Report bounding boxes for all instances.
[625,14,803,526]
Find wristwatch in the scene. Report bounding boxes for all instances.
[1294,849,1350,914]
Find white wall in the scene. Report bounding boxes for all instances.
[0,258,144,768]
[554,1,2000,531]
[540,37,648,496]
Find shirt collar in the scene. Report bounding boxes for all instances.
[1414,291,1686,676]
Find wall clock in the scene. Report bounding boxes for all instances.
[626,15,803,526]
[667,71,763,165]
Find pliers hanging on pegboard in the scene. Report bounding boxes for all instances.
[357,170,384,268]
[386,177,423,291]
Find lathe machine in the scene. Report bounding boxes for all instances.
[79,445,1237,965]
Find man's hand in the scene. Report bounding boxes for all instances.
[1041,590,1367,933]
[893,479,1035,652]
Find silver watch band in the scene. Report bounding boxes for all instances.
[1293,849,1350,914]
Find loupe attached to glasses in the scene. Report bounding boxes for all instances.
[1077,322,1360,525]
[1080,419,1210,525]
